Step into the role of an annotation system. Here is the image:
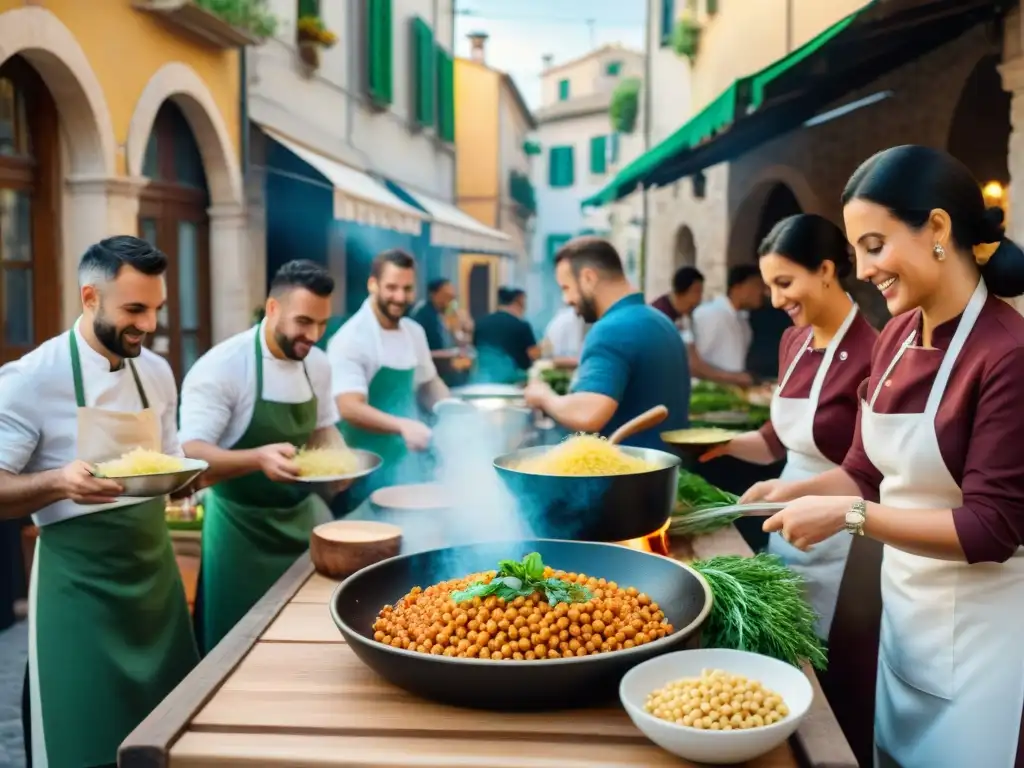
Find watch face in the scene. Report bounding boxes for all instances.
[845,511,863,528]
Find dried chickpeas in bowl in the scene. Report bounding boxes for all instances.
[645,668,790,731]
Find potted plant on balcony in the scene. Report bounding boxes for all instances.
[672,12,702,61]
[609,77,640,135]
[134,0,277,48]
[296,14,338,69]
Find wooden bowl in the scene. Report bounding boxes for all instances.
[309,520,402,579]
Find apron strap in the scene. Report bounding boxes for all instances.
[869,331,916,409]
[924,278,988,417]
[777,328,815,395]
[808,301,859,402]
[254,323,316,405]
[69,329,150,410]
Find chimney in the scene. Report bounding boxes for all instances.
[542,54,554,70]
[467,31,489,64]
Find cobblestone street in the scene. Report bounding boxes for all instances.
[0,620,27,768]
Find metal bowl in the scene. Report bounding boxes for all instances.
[450,383,526,400]
[493,446,681,542]
[331,539,713,710]
[99,457,208,498]
[295,449,383,483]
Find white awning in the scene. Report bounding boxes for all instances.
[401,188,514,254]
[263,129,424,236]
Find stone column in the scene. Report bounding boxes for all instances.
[62,175,147,327]
[209,202,252,343]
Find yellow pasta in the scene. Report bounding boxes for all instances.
[514,434,655,476]
[94,447,186,477]
[294,447,360,478]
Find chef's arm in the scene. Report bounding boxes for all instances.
[336,393,405,435]
[860,504,964,561]
[537,391,618,433]
[418,377,450,412]
[552,356,579,370]
[182,440,263,486]
[688,345,753,387]
[0,469,64,520]
[769,467,864,501]
[720,431,779,465]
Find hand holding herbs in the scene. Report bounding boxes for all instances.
[692,553,827,670]
[670,470,743,537]
[450,552,594,606]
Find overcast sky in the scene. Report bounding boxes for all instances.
[452,0,647,108]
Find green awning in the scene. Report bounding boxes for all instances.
[582,0,997,208]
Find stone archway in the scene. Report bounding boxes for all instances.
[0,7,115,177]
[0,6,119,326]
[127,62,249,342]
[673,225,697,269]
[727,179,803,269]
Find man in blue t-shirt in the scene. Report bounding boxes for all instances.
[524,237,689,450]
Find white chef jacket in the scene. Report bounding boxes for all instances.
[0,320,182,525]
[178,321,339,448]
[543,306,587,358]
[691,295,752,373]
[327,298,437,398]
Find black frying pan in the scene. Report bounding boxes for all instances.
[331,539,712,710]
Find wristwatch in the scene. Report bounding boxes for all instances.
[844,499,867,536]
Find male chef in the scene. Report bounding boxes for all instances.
[180,259,347,653]
[524,237,690,450]
[326,249,450,512]
[0,236,198,768]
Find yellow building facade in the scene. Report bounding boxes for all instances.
[0,0,248,377]
[454,34,535,315]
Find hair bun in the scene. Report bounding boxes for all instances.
[981,206,1006,243]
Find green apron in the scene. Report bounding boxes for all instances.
[197,331,329,653]
[28,333,198,768]
[337,364,420,509]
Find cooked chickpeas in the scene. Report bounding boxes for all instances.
[373,567,674,660]
[644,669,790,730]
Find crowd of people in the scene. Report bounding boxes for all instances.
[0,144,1021,767]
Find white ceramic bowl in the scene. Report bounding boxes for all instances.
[619,648,813,765]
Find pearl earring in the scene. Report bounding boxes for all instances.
[933,243,946,261]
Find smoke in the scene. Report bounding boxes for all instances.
[430,402,536,556]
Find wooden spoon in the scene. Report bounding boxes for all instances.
[607,405,670,445]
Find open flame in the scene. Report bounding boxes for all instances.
[618,520,671,556]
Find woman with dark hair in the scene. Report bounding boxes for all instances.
[743,145,1024,767]
[702,213,877,637]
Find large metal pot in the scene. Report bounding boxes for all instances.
[436,387,535,455]
[493,445,681,543]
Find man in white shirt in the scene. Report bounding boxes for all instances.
[542,304,589,368]
[179,260,345,652]
[0,236,198,768]
[691,264,765,374]
[327,249,449,511]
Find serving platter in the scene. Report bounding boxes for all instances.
[294,449,382,484]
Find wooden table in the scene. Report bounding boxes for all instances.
[120,528,857,767]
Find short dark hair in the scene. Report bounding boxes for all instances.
[427,278,451,295]
[270,259,334,298]
[371,248,416,279]
[843,144,1024,298]
[758,214,852,279]
[498,286,525,305]
[672,266,704,294]
[727,264,762,291]
[554,237,624,277]
[78,236,167,286]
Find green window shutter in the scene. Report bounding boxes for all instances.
[660,0,675,46]
[706,0,719,14]
[606,61,622,76]
[298,0,320,17]
[589,136,607,175]
[548,146,574,188]
[367,0,394,106]
[436,46,455,142]
[558,79,570,100]
[610,133,620,163]
[546,234,573,261]
[412,18,435,127]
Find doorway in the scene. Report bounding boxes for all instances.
[459,254,499,320]
[137,100,212,380]
[0,56,60,364]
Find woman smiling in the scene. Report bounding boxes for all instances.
[701,213,876,637]
[743,145,1024,767]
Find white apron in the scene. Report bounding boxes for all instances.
[862,279,1024,768]
[767,303,859,639]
